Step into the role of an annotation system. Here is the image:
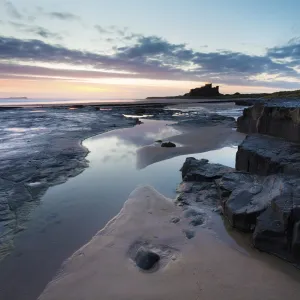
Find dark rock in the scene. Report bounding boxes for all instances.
[236,134,300,176]
[224,175,287,231]
[181,157,233,181]
[134,118,143,125]
[170,217,180,224]
[237,103,300,142]
[253,206,289,258]
[190,215,205,226]
[178,157,300,265]
[134,247,160,270]
[175,113,235,128]
[184,207,204,218]
[292,221,300,260]
[183,229,195,239]
[161,141,176,148]
[155,140,162,143]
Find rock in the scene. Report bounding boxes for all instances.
[155,140,162,143]
[237,103,300,142]
[161,141,176,148]
[253,206,289,258]
[170,217,180,224]
[224,175,286,231]
[190,215,205,226]
[134,118,143,125]
[134,247,160,270]
[178,157,300,265]
[184,207,205,218]
[181,157,233,181]
[183,229,195,239]
[175,113,235,128]
[236,134,300,176]
[292,221,300,260]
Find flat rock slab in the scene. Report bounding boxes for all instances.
[236,134,300,175]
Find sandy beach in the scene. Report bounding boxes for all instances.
[39,186,300,300]
[1,103,300,300]
[38,111,300,300]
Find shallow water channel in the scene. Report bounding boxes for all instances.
[0,119,299,300]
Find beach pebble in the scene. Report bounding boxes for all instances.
[183,229,195,239]
[170,217,180,224]
[134,247,160,270]
[161,141,176,148]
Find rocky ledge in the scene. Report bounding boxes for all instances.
[237,103,300,142]
[236,134,300,176]
[177,158,300,266]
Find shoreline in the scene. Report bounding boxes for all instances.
[39,185,300,300]
[4,102,299,300]
[0,98,242,108]
[0,108,138,261]
[0,112,239,300]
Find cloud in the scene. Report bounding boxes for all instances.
[47,12,80,21]
[94,25,137,40]
[4,1,22,19]
[267,37,300,66]
[0,34,299,90]
[9,22,62,40]
[95,25,109,34]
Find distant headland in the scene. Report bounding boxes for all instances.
[0,97,28,100]
[146,83,300,100]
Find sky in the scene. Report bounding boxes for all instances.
[0,0,300,100]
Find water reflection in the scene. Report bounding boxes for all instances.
[84,121,238,198]
[1,119,298,300]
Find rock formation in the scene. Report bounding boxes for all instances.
[178,157,300,266]
[237,103,300,142]
[236,134,300,176]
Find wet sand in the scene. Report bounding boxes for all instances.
[137,125,244,169]
[39,186,300,300]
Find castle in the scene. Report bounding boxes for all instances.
[184,83,220,97]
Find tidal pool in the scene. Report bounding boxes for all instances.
[1,119,297,300]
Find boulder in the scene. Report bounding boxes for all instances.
[181,157,233,181]
[134,247,160,270]
[161,141,176,148]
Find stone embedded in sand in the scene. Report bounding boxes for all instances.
[161,141,176,148]
[190,215,205,227]
[170,217,180,224]
[184,207,204,218]
[183,229,195,239]
[134,247,160,270]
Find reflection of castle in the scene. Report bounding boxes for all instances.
[185,83,220,97]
